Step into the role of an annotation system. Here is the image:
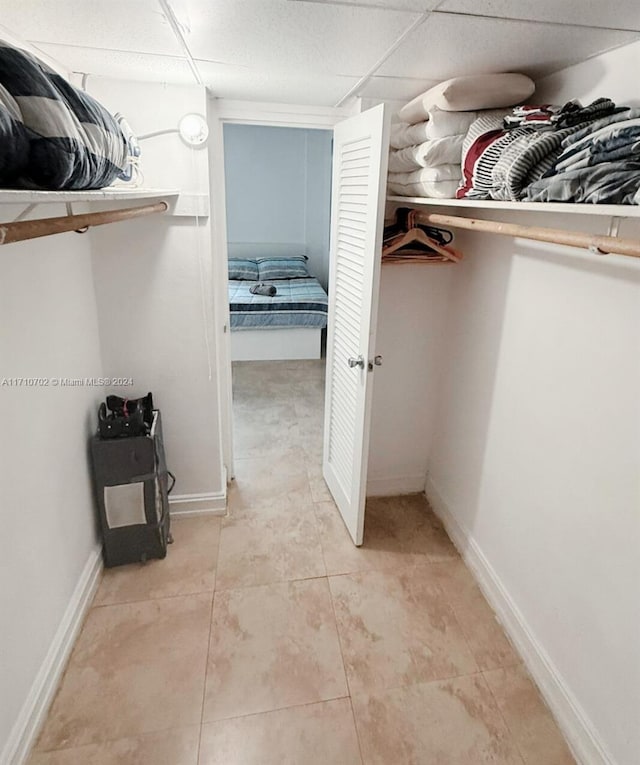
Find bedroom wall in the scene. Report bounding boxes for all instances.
[223,124,333,288]
[86,77,225,511]
[425,43,640,765]
[0,210,104,763]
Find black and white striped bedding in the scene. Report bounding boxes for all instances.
[0,41,136,190]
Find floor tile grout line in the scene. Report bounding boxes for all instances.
[347,695,366,765]
[196,591,216,763]
[324,574,367,764]
[480,668,530,765]
[32,723,202,757]
[92,586,216,610]
[201,694,352,726]
[196,511,225,763]
[347,667,522,705]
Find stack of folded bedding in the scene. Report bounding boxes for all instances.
[523,107,640,204]
[388,73,536,199]
[388,110,474,198]
[458,97,640,203]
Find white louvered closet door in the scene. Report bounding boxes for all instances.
[323,104,390,546]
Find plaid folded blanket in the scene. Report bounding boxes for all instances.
[0,41,135,189]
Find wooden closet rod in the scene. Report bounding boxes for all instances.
[414,211,640,260]
[0,201,168,245]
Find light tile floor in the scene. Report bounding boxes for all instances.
[29,360,576,764]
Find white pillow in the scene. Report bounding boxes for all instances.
[399,73,535,124]
[424,107,479,140]
[388,136,464,173]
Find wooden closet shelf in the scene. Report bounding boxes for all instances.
[0,188,179,204]
[387,196,640,219]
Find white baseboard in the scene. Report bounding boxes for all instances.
[366,473,427,497]
[2,544,103,765]
[424,476,615,765]
[169,490,227,517]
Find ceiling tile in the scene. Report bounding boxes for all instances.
[441,0,640,32]
[359,75,439,102]
[378,13,640,81]
[0,0,182,56]
[198,60,359,105]
[34,43,194,86]
[286,0,439,10]
[186,0,419,76]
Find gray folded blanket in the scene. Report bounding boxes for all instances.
[250,282,277,296]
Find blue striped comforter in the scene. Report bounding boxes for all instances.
[229,278,328,330]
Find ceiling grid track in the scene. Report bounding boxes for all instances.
[334,1,448,108]
[157,0,203,85]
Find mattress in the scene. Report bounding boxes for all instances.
[229,277,328,330]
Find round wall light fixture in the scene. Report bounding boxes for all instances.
[178,113,209,147]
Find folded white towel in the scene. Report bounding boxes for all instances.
[388,165,461,184]
[390,121,431,149]
[390,109,478,150]
[387,165,461,198]
[387,177,460,199]
[388,135,464,173]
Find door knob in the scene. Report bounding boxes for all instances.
[348,355,365,369]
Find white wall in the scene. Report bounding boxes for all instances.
[0,73,227,762]
[86,77,225,508]
[0,213,103,762]
[426,45,640,765]
[368,261,453,495]
[223,124,332,288]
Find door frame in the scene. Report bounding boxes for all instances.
[206,97,354,481]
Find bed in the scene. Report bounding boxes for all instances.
[227,251,328,361]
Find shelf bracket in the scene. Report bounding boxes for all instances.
[607,216,622,238]
[589,216,624,255]
[12,204,37,223]
[66,201,89,234]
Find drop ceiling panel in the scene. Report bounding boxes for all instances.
[0,0,181,57]
[378,13,640,81]
[359,75,439,102]
[35,43,193,86]
[186,0,419,75]
[287,0,440,10]
[198,60,358,105]
[441,0,640,32]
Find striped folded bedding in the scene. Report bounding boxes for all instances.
[0,41,136,189]
[458,100,622,201]
[229,278,328,330]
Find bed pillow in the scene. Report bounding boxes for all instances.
[398,74,535,123]
[257,256,310,280]
[228,258,259,281]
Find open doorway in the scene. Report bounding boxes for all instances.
[221,123,333,472]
